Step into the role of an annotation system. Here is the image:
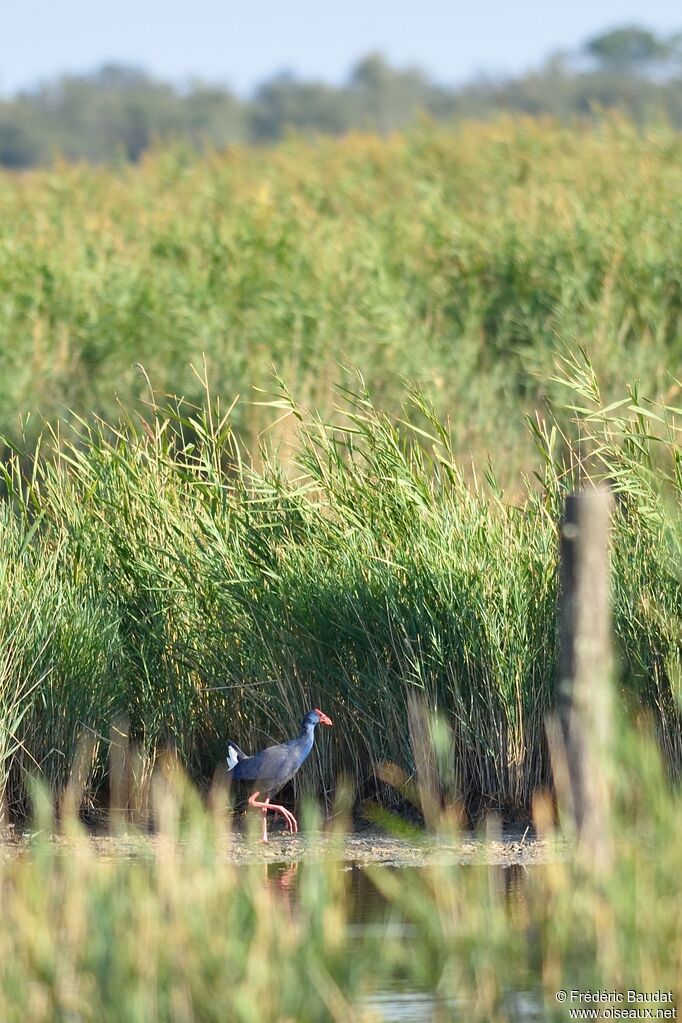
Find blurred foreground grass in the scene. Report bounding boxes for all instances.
[0,718,679,1023]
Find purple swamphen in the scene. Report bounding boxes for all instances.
[226,708,333,842]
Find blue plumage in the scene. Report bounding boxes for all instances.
[226,708,332,842]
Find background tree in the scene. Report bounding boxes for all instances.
[1,24,682,168]
[585,25,670,74]
[250,72,348,140]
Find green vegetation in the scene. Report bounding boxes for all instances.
[1,118,682,488]
[0,119,678,816]
[0,98,680,1022]
[2,25,682,166]
[0,108,680,1019]
[0,354,679,817]
[0,723,679,1022]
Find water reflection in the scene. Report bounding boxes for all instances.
[264,858,530,920]
[261,860,539,1022]
[364,992,454,1022]
[265,859,300,893]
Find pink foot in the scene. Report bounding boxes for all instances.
[248,791,298,839]
[269,804,298,833]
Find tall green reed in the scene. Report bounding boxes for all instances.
[1,118,682,485]
[0,360,678,816]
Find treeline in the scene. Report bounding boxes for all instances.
[1,24,682,167]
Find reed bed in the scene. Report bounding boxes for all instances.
[0,358,679,817]
[0,116,679,1021]
[1,118,681,481]
[0,117,679,818]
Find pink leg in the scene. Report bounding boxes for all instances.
[245,792,270,843]
[268,802,298,834]
[261,798,269,843]
[248,791,299,837]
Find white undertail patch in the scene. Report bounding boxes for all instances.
[226,745,239,770]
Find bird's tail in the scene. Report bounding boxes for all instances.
[226,742,248,770]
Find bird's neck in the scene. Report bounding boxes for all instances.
[299,722,316,744]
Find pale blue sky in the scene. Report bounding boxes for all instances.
[2,0,681,96]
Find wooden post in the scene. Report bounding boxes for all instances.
[109,715,130,831]
[557,486,613,872]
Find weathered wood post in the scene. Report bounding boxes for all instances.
[109,715,130,831]
[557,485,613,872]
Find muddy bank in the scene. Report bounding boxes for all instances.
[216,827,563,867]
[0,824,564,867]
